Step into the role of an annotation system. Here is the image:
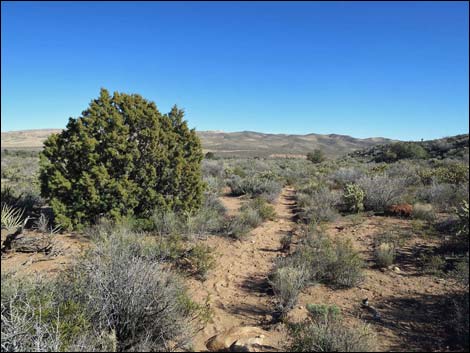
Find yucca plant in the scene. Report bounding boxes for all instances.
[1,204,25,231]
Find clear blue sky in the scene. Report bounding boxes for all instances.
[1,1,469,140]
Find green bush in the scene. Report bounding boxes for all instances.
[306,303,341,323]
[434,163,469,185]
[342,184,364,213]
[182,244,216,280]
[39,89,204,230]
[306,149,326,164]
[376,142,428,162]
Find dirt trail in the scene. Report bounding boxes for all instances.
[188,187,296,351]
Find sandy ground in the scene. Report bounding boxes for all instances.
[1,230,88,278]
[187,187,296,351]
[287,216,462,352]
[1,189,465,352]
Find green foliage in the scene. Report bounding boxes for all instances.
[375,142,428,162]
[417,163,469,186]
[39,89,204,229]
[306,149,326,164]
[182,244,216,280]
[434,163,469,185]
[306,304,341,323]
[342,183,365,213]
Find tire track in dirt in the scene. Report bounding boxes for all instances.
[188,187,297,351]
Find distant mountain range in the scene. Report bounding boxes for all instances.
[1,129,397,157]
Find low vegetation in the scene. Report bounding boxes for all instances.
[1,118,468,352]
[288,304,376,352]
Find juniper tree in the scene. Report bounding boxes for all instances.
[40,89,204,229]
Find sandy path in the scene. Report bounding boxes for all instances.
[188,187,296,351]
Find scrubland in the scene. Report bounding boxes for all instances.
[1,136,469,352]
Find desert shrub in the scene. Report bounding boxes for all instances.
[375,241,396,268]
[305,303,341,322]
[61,228,197,351]
[330,167,365,188]
[1,275,63,352]
[227,174,282,201]
[242,197,276,221]
[375,142,428,162]
[421,254,445,276]
[296,186,339,224]
[280,232,293,252]
[150,209,182,236]
[269,266,308,317]
[289,304,376,352]
[329,239,365,287]
[204,176,225,194]
[225,216,252,239]
[386,161,422,187]
[358,175,406,212]
[274,232,364,289]
[1,186,45,224]
[434,163,469,185]
[184,194,227,237]
[417,180,468,211]
[202,159,224,178]
[39,89,204,230]
[306,149,326,164]
[1,274,111,352]
[225,197,276,239]
[181,244,216,280]
[412,203,436,222]
[1,204,25,231]
[145,193,226,238]
[239,206,263,228]
[342,183,365,213]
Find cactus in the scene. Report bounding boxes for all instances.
[343,184,365,213]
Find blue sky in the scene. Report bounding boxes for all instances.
[1,1,468,140]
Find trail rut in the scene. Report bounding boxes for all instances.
[188,187,297,351]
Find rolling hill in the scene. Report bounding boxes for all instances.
[1,129,396,158]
